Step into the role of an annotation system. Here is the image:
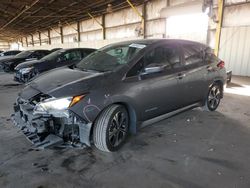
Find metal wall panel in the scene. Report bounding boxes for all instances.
[223,3,250,27]
[219,26,250,76]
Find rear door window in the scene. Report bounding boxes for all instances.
[182,44,204,67]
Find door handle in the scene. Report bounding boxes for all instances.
[176,73,186,79]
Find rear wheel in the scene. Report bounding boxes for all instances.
[204,83,222,111]
[93,104,129,152]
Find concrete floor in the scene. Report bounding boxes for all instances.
[0,72,250,188]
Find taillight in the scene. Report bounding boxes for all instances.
[217,61,225,68]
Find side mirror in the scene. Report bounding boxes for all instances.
[141,65,164,75]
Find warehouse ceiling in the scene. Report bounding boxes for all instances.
[0,0,145,41]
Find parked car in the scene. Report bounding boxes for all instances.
[0,50,21,57]
[12,39,227,152]
[14,48,96,83]
[0,51,22,70]
[0,50,50,72]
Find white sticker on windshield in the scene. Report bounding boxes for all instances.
[129,43,146,49]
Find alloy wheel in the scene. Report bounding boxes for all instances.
[208,85,221,110]
[108,111,128,147]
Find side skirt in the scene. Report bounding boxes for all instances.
[139,102,201,129]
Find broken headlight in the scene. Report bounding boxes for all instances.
[33,97,72,115]
[19,67,33,74]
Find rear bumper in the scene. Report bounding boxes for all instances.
[12,98,92,149]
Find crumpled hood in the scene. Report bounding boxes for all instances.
[24,68,105,98]
[15,59,44,70]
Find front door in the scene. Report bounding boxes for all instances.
[124,42,185,121]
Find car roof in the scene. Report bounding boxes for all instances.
[25,49,50,52]
[62,48,96,50]
[108,39,207,48]
[56,48,96,52]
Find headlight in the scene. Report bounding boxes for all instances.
[33,97,72,115]
[33,95,85,117]
[20,67,33,74]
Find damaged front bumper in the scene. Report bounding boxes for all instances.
[14,70,34,83]
[12,97,92,149]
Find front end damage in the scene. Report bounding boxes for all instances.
[12,94,92,149]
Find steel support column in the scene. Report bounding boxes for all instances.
[126,0,145,38]
[77,21,81,42]
[214,0,225,56]
[48,29,51,45]
[38,31,41,46]
[60,26,63,44]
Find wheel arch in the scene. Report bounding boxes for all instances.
[89,101,138,144]
[212,79,224,98]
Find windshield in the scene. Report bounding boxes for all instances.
[76,43,146,72]
[41,50,64,61]
[15,51,33,58]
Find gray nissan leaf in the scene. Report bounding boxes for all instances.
[12,39,227,152]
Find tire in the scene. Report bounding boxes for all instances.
[203,83,222,111]
[93,104,129,152]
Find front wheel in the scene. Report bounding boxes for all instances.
[203,83,222,111]
[93,104,129,152]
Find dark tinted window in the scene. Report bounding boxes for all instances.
[59,50,82,62]
[10,51,20,55]
[4,51,12,56]
[126,58,144,77]
[30,51,40,58]
[204,47,219,64]
[81,49,95,58]
[127,44,181,77]
[182,44,203,66]
[31,51,49,59]
[144,45,181,69]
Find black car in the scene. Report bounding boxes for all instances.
[12,39,227,152]
[14,48,96,83]
[0,50,21,57]
[0,50,50,72]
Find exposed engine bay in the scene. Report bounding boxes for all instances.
[12,93,92,149]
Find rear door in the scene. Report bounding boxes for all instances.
[179,43,210,105]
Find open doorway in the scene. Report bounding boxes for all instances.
[166,13,209,43]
